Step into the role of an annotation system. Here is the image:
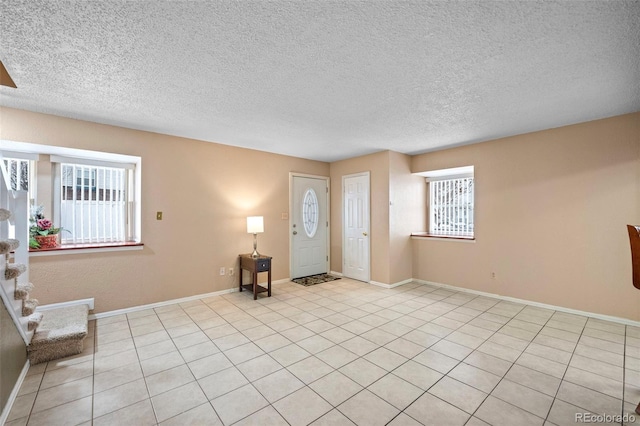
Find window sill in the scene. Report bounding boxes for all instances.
[29,242,144,257]
[411,232,475,242]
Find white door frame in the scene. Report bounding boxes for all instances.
[289,172,330,280]
[342,172,370,282]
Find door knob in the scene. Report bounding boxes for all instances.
[293,231,298,235]
[363,232,368,236]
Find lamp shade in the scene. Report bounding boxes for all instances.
[247,216,264,234]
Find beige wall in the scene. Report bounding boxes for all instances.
[389,151,426,284]
[1,107,329,313]
[412,113,640,321]
[329,151,425,285]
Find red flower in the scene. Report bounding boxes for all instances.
[37,219,52,230]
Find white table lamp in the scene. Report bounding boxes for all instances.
[247,216,264,258]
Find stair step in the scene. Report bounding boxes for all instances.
[0,208,11,222]
[15,282,34,300]
[23,298,38,316]
[28,304,89,364]
[0,238,19,254]
[5,263,26,280]
[27,312,44,331]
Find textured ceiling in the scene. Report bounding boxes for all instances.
[1,1,639,162]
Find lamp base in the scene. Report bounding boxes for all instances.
[252,233,260,258]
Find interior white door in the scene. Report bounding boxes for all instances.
[343,173,370,282]
[291,175,328,279]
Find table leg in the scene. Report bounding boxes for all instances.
[267,269,271,297]
[253,271,258,300]
[239,267,243,292]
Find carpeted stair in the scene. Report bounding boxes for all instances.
[1,206,90,365]
[28,304,89,364]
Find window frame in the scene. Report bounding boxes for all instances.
[0,141,142,253]
[413,166,475,240]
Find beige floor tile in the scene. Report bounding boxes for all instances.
[40,360,94,390]
[368,373,423,410]
[237,354,284,381]
[297,334,336,354]
[465,417,492,426]
[429,376,488,414]
[569,354,623,381]
[253,369,306,403]
[6,392,36,422]
[186,352,231,379]
[273,387,333,426]
[310,409,357,425]
[338,389,400,426]
[383,337,426,358]
[316,345,359,369]
[499,325,537,342]
[469,317,503,332]
[198,366,248,400]
[94,362,143,393]
[94,337,135,358]
[269,343,312,367]
[309,371,362,406]
[93,378,150,418]
[17,373,43,396]
[516,353,568,379]
[133,329,171,348]
[320,327,357,344]
[430,339,474,361]
[151,381,208,423]
[255,333,293,352]
[563,366,623,399]
[28,396,93,426]
[131,321,166,337]
[412,348,459,374]
[579,335,625,355]
[339,358,387,387]
[402,329,441,348]
[547,399,597,426]
[447,363,500,393]
[491,379,553,418]
[179,340,220,363]
[504,364,561,396]
[392,360,442,390]
[475,396,544,426]
[464,350,512,377]
[224,342,266,364]
[32,376,93,413]
[489,332,529,351]
[141,350,185,377]
[233,405,289,426]
[136,339,177,361]
[340,336,379,356]
[93,398,157,426]
[477,341,521,362]
[364,347,408,371]
[533,334,577,353]
[405,392,469,426]
[556,381,621,415]
[146,364,195,396]
[279,325,315,342]
[444,330,486,349]
[304,319,336,333]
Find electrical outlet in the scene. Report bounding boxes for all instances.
[219,267,225,276]
[490,272,496,279]
[229,268,234,276]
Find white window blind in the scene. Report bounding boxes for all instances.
[429,176,474,237]
[59,163,130,244]
[2,157,31,191]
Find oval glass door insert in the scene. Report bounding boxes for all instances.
[302,188,319,237]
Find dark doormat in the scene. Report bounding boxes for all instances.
[292,273,341,286]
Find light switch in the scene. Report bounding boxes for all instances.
[156,212,163,220]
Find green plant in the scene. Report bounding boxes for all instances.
[29,205,61,248]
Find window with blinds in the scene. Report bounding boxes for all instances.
[56,159,134,244]
[428,171,474,237]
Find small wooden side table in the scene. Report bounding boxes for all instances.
[238,254,272,300]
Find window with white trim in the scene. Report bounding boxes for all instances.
[52,156,136,244]
[423,166,475,238]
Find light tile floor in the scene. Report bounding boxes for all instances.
[6,279,640,426]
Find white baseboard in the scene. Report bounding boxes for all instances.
[415,279,640,328]
[90,288,238,320]
[329,271,344,277]
[272,278,291,285]
[369,278,413,289]
[37,297,95,312]
[0,360,30,426]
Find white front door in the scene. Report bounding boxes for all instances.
[291,175,329,279]
[343,172,370,282]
